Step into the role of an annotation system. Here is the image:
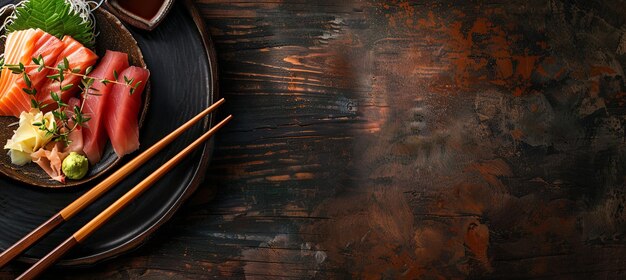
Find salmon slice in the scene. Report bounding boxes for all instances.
[0,29,64,117]
[37,36,98,110]
[82,50,129,164]
[0,29,39,116]
[104,66,149,157]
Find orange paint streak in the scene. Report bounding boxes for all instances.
[591,80,600,97]
[378,2,549,96]
[266,175,290,181]
[510,129,524,140]
[514,55,539,80]
[294,172,314,180]
[283,56,303,66]
[590,65,617,76]
[465,222,492,271]
[466,159,512,189]
[417,11,437,28]
[496,58,513,79]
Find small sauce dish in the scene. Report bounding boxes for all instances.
[104,0,175,31]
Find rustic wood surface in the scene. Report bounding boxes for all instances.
[3,0,626,279]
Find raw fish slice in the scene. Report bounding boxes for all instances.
[104,66,149,156]
[0,29,63,116]
[0,29,64,117]
[37,36,98,109]
[26,32,64,87]
[81,50,129,164]
[61,97,84,154]
[64,126,84,155]
[64,97,82,127]
[0,29,39,116]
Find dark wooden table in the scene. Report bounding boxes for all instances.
[3,0,626,279]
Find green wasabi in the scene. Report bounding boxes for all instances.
[62,152,88,180]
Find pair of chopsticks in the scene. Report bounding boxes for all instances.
[0,98,230,279]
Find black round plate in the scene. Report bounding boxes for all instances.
[0,0,218,265]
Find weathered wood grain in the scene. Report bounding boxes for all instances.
[3,0,626,279]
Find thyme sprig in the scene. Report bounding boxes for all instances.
[2,56,140,94]
[0,56,141,146]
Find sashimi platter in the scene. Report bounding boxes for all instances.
[0,0,150,187]
[0,0,217,266]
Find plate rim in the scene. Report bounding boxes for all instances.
[15,0,219,266]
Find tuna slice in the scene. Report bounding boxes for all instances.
[64,97,82,128]
[0,29,64,117]
[104,66,149,157]
[37,36,98,109]
[82,50,129,164]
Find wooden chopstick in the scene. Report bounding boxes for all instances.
[18,115,232,280]
[0,98,225,268]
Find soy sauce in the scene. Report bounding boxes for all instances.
[112,0,164,21]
